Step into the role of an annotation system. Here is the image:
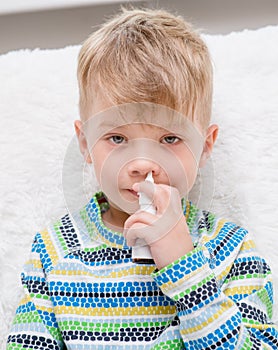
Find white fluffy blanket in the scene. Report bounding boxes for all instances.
[1,26,278,346]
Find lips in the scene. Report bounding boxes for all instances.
[127,189,139,197]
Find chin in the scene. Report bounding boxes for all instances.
[109,192,140,213]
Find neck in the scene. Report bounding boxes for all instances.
[101,205,130,233]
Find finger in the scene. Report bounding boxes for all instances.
[132,181,169,214]
[137,183,180,216]
[124,210,157,232]
[124,211,158,246]
[132,180,155,201]
[155,185,182,216]
[124,222,150,246]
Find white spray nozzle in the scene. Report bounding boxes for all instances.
[138,172,156,215]
[145,171,154,183]
[132,171,156,262]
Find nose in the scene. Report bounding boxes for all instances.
[127,158,161,178]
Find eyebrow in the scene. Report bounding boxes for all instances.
[97,120,161,130]
[97,121,129,130]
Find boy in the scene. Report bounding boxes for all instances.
[7,6,278,349]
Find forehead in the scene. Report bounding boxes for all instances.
[103,122,171,136]
[89,102,187,128]
[84,101,204,142]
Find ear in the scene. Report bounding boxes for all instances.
[199,124,219,168]
[74,120,93,164]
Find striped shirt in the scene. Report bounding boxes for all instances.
[7,192,278,349]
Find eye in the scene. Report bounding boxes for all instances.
[109,135,126,144]
[161,135,181,144]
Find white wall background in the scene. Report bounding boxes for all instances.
[0,0,277,54]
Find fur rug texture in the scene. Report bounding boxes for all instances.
[1,25,278,346]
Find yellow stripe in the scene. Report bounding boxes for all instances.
[51,269,91,276]
[217,240,256,282]
[110,265,156,277]
[241,239,256,251]
[224,285,261,297]
[37,305,54,313]
[244,322,278,331]
[40,229,59,266]
[181,299,234,335]
[54,305,176,317]
[19,294,30,306]
[201,218,227,243]
[160,263,207,293]
[25,258,42,269]
[51,265,156,278]
[217,264,234,282]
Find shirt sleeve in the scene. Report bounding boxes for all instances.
[151,233,278,349]
[6,233,65,350]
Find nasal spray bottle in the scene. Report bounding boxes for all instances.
[132,171,156,264]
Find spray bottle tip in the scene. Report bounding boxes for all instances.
[145,171,154,183]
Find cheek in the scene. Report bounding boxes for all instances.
[168,150,199,197]
[91,144,110,182]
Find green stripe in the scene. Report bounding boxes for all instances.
[7,343,34,350]
[54,221,68,254]
[151,338,184,349]
[242,317,262,327]
[59,319,169,333]
[29,292,51,301]
[186,203,199,232]
[223,271,271,284]
[206,212,217,234]
[84,244,108,253]
[13,312,42,325]
[241,334,253,349]
[257,286,273,318]
[173,272,215,301]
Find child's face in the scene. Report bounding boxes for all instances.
[74,96,218,216]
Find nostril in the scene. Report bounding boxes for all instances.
[126,159,161,178]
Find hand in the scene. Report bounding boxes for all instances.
[123,181,193,269]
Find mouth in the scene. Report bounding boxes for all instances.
[127,189,139,197]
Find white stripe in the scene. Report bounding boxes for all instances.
[182,303,238,340]
[33,298,54,309]
[165,264,211,298]
[224,277,265,288]
[48,272,155,283]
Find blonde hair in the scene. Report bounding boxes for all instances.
[77,6,213,130]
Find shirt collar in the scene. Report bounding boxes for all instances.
[85,191,190,249]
